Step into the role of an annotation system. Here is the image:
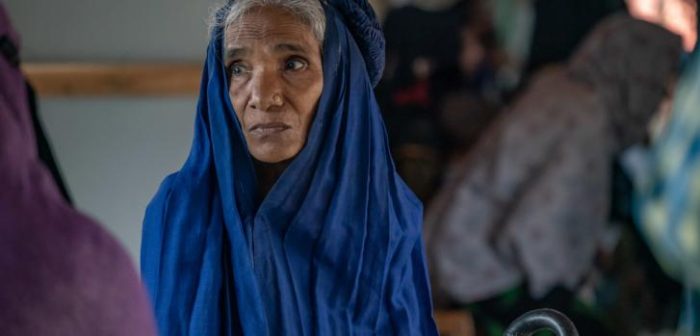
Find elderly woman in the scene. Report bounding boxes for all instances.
[140,0,438,335]
[425,14,682,305]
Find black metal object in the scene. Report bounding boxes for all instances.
[504,308,579,336]
[0,35,19,68]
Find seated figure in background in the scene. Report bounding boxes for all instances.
[425,13,681,325]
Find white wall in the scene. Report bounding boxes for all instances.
[38,98,195,262]
[4,0,218,264]
[5,0,220,61]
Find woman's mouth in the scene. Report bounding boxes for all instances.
[249,122,291,136]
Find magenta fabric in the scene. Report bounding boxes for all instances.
[0,5,157,335]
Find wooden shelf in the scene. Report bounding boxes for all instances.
[22,63,203,97]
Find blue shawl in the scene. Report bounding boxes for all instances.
[140,1,438,335]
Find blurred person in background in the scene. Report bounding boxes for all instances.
[587,0,699,334]
[524,0,627,78]
[435,2,503,161]
[480,0,629,93]
[382,0,504,204]
[0,4,156,335]
[424,14,682,335]
[379,0,463,205]
[385,107,444,203]
[624,52,700,335]
[379,0,466,113]
[627,0,697,53]
[382,0,626,209]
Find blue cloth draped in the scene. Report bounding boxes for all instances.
[140,1,438,335]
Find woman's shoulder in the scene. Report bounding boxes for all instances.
[0,182,156,335]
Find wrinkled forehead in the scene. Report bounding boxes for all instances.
[222,7,323,66]
[224,6,319,51]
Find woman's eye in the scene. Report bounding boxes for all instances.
[285,58,307,71]
[228,63,246,78]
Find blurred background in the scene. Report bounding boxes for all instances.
[4,0,699,334]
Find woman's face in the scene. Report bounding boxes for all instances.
[225,6,323,163]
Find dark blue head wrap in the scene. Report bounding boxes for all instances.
[140,1,437,334]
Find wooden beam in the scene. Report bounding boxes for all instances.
[22,63,203,97]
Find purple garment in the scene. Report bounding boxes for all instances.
[0,5,156,336]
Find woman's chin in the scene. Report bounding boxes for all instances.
[250,143,302,164]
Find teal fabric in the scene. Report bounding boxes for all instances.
[634,54,700,334]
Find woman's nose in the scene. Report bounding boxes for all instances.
[248,70,283,111]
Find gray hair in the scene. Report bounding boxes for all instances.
[211,0,326,44]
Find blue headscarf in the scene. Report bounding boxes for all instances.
[140,1,438,335]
